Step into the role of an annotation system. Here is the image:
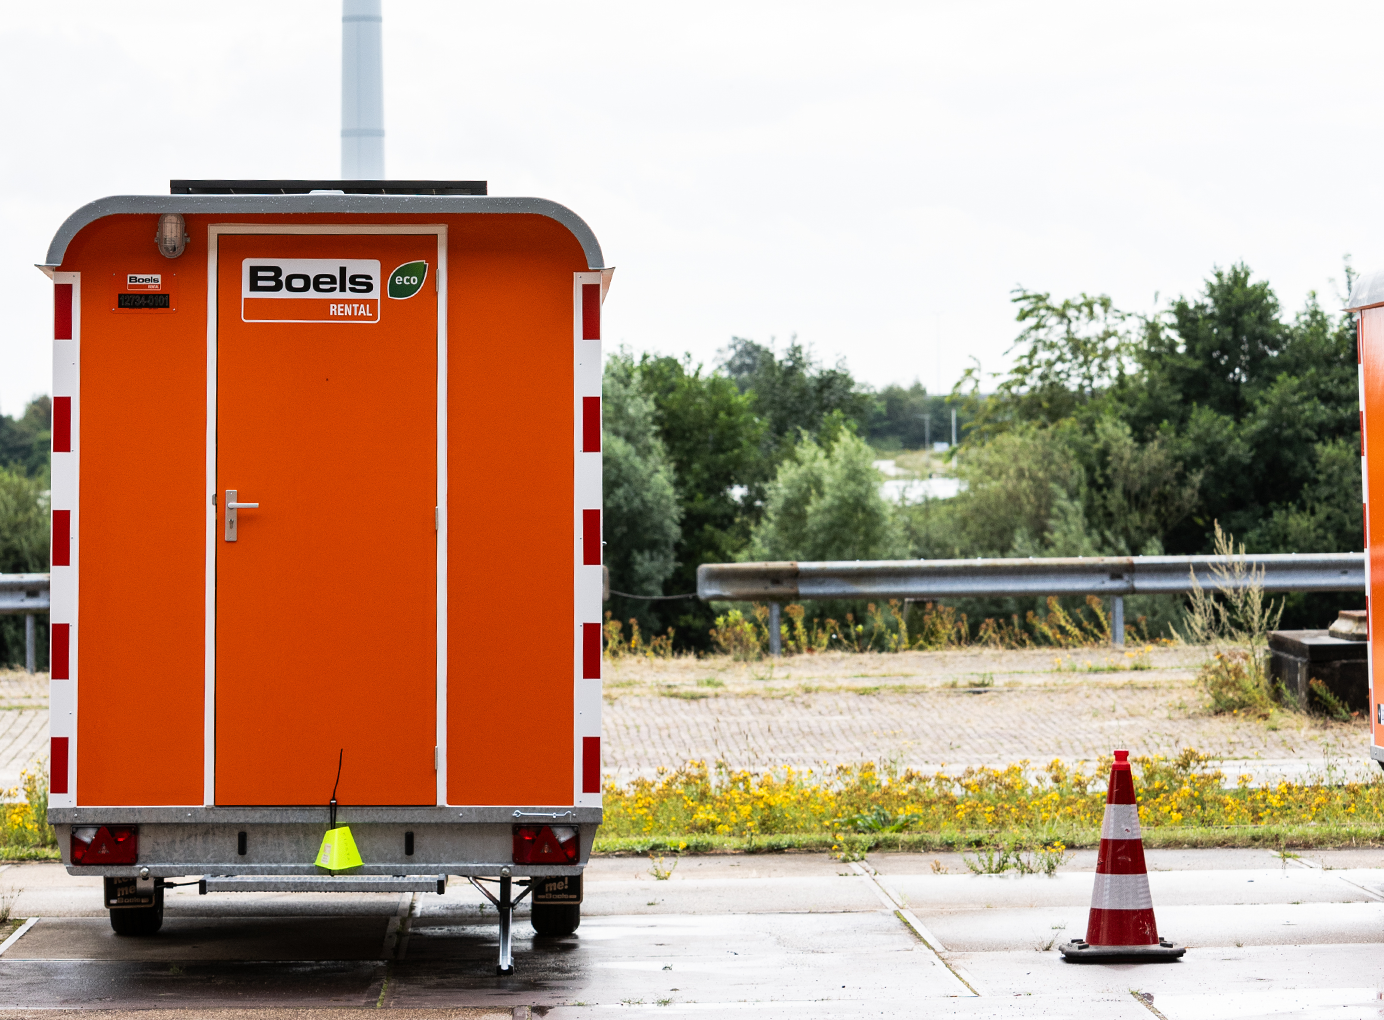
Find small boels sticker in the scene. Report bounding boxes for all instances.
[241,259,380,323]
[388,261,429,299]
[112,271,177,313]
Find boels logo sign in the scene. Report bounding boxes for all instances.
[241,259,428,323]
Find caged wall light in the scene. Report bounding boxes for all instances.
[156,213,188,258]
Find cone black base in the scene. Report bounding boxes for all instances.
[1059,938,1185,962]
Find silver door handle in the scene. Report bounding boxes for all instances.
[224,489,259,542]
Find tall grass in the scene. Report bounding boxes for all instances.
[1187,523,1288,718]
[699,595,1149,660]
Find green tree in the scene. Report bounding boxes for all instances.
[720,337,873,464]
[638,354,765,649]
[0,465,49,667]
[601,352,683,633]
[0,397,51,483]
[866,381,960,450]
[748,431,906,562]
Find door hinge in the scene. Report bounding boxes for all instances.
[434,506,439,531]
[434,746,439,770]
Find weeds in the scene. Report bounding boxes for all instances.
[1200,650,1274,718]
[1,758,56,857]
[704,594,1148,659]
[964,845,1014,874]
[648,852,679,880]
[708,608,769,660]
[1308,679,1353,722]
[604,614,677,660]
[1186,523,1284,717]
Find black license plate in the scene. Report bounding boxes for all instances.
[531,874,582,904]
[104,876,154,908]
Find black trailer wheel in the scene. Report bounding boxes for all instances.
[531,902,580,937]
[109,886,163,936]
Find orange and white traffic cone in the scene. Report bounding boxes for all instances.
[1060,749,1185,962]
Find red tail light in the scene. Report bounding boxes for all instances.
[512,824,579,864]
[71,825,138,865]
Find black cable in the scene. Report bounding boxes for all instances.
[608,590,699,600]
[329,749,342,830]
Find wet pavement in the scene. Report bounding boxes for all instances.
[0,849,1382,1017]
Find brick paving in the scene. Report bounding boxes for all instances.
[0,669,47,795]
[600,648,1373,784]
[0,649,1373,796]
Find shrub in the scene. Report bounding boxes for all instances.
[1,758,55,853]
[1198,650,1273,718]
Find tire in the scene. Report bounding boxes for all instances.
[109,887,163,936]
[531,902,580,937]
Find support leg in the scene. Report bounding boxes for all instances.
[769,603,781,657]
[497,873,514,975]
[1112,596,1124,647]
[25,615,35,674]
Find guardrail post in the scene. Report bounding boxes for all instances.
[1112,596,1124,647]
[769,602,781,657]
[24,614,35,673]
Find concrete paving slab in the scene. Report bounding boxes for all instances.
[868,847,1384,876]
[539,993,1155,1019]
[388,911,968,1008]
[0,1012,509,1020]
[883,869,1382,915]
[0,863,103,918]
[3,916,395,961]
[927,901,1384,952]
[584,853,848,881]
[0,960,388,1009]
[953,943,1384,1007]
[4,850,1384,1014]
[564,876,882,916]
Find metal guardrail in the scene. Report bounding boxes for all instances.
[0,574,49,674]
[696,554,1366,651]
[696,554,1364,601]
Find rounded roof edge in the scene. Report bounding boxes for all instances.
[42,193,605,271]
[1346,267,1384,312]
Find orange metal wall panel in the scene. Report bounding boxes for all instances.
[1364,308,1384,748]
[445,216,586,805]
[64,215,207,806]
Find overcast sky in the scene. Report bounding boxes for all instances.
[1,2,1379,417]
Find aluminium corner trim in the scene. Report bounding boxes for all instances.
[42,195,606,273]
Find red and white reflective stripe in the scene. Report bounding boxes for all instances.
[1363,313,1379,749]
[573,272,604,806]
[50,272,79,807]
[1099,803,1141,840]
[1088,871,1153,911]
[1087,907,1158,946]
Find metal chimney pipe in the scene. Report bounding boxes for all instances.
[341,0,384,179]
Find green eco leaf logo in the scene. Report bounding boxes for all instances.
[388,261,428,299]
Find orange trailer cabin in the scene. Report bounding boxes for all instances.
[42,182,606,954]
[1348,273,1384,768]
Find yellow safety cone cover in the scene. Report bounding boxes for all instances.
[316,825,363,871]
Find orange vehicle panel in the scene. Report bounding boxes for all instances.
[214,232,437,806]
[69,215,208,806]
[60,209,591,809]
[445,218,584,806]
[1362,307,1384,748]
